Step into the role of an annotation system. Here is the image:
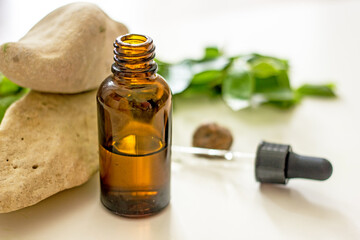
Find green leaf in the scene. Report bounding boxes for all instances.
[179,70,224,98]
[2,43,9,53]
[180,58,230,97]
[191,57,230,75]
[159,60,193,94]
[259,89,296,101]
[0,73,21,96]
[0,73,29,123]
[155,58,171,78]
[179,84,221,98]
[296,83,336,97]
[202,46,222,61]
[266,99,297,109]
[247,53,289,69]
[259,89,300,108]
[222,59,253,110]
[191,70,223,85]
[157,57,230,95]
[247,54,291,93]
[251,60,281,78]
[0,88,28,123]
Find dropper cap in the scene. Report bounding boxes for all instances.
[255,141,333,184]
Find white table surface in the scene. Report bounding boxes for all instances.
[1,0,360,239]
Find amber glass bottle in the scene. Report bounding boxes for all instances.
[96,34,172,217]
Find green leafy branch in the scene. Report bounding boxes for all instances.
[156,47,336,110]
[0,73,29,123]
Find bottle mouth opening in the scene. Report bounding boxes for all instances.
[118,34,152,47]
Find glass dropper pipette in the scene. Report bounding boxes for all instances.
[172,145,255,161]
[172,141,333,184]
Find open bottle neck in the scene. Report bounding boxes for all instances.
[112,34,157,79]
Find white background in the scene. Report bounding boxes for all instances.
[0,0,359,239]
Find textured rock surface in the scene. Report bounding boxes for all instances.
[0,90,98,213]
[0,2,128,93]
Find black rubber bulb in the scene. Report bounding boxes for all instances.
[286,152,333,180]
[255,141,333,184]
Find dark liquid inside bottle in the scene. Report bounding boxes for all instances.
[98,107,171,217]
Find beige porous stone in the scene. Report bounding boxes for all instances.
[0,2,128,93]
[0,90,98,213]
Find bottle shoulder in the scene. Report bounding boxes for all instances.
[155,73,171,93]
[97,74,172,111]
